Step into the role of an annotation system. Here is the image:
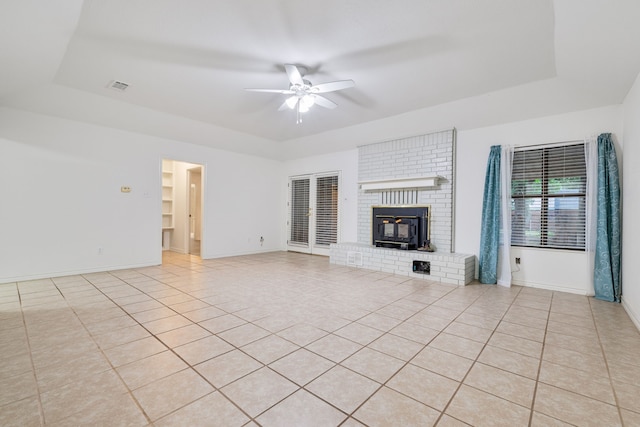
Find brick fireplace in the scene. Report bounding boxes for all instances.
[356,129,455,252]
[330,129,476,285]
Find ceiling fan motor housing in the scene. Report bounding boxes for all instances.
[291,80,313,96]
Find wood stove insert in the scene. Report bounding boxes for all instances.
[372,205,430,250]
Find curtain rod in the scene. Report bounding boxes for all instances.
[513,138,586,151]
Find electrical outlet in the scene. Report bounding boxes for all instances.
[515,257,521,265]
[121,186,131,193]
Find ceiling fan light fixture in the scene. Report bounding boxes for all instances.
[285,96,298,109]
[302,94,316,109]
[298,102,310,113]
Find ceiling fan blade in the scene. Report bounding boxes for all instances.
[311,80,355,93]
[284,64,304,86]
[313,95,338,109]
[245,88,295,94]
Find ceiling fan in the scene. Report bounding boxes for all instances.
[245,64,355,123]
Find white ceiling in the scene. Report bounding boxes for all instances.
[2,0,640,156]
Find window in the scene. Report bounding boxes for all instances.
[511,143,586,250]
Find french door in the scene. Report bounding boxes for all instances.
[287,173,340,256]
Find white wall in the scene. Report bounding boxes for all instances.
[281,150,359,246]
[0,107,283,283]
[455,105,623,295]
[622,73,640,328]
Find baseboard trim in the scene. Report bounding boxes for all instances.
[0,260,160,284]
[622,299,640,332]
[511,279,594,296]
[202,248,284,259]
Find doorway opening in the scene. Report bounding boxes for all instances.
[287,172,340,256]
[161,159,205,260]
[187,166,202,256]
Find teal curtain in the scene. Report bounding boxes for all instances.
[594,133,621,302]
[479,145,501,284]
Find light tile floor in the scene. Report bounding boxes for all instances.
[1,251,640,426]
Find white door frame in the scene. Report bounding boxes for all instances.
[187,167,202,255]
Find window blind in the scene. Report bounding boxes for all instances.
[315,175,339,246]
[290,178,310,244]
[511,143,586,250]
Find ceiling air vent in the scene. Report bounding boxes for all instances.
[107,80,129,92]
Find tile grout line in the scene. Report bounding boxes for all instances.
[526,289,553,427]
[64,274,155,425]
[95,270,261,425]
[424,285,526,426]
[15,281,47,426]
[341,280,492,425]
[108,259,341,426]
[589,296,626,426]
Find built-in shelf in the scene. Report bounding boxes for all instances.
[359,176,442,191]
[161,159,174,250]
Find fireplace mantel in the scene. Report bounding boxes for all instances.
[359,176,442,191]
